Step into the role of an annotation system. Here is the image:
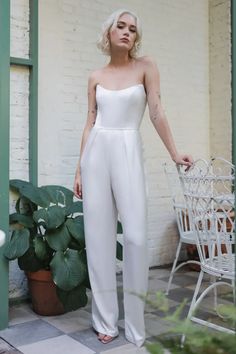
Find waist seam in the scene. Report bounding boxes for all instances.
[94,126,139,131]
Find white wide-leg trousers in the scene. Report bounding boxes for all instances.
[80,128,149,347]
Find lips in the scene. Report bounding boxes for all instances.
[120,38,129,43]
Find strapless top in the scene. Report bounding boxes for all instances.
[94,84,147,130]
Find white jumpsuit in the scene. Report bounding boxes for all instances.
[80,83,149,347]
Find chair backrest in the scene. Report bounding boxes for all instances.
[177,157,235,276]
[163,163,191,235]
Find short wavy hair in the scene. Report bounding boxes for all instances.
[97,9,142,58]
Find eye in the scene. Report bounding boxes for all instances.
[130,28,136,33]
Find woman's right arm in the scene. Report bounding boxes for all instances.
[73,73,98,198]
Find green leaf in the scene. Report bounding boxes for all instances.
[33,205,65,230]
[4,229,30,260]
[116,241,123,260]
[15,196,37,216]
[40,185,74,207]
[18,244,46,271]
[34,237,49,261]
[145,342,164,354]
[45,224,71,251]
[50,249,87,291]
[79,249,91,289]
[65,217,85,247]
[10,213,34,228]
[68,238,81,251]
[65,201,83,215]
[10,179,48,207]
[56,285,88,312]
[117,220,123,234]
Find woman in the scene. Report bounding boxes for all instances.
[73,8,193,347]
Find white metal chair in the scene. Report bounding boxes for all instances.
[163,163,200,295]
[178,157,235,336]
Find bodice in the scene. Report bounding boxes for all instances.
[94,84,147,130]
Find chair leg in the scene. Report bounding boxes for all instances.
[210,275,217,311]
[166,240,182,295]
[232,279,235,304]
[181,269,204,347]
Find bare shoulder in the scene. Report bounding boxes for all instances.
[88,69,100,88]
[136,55,160,73]
[88,66,109,85]
[88,67,108,89]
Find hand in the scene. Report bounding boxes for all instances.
[73,172,83,199]
[173,153,193,171]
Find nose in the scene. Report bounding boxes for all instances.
[123,27,130,36]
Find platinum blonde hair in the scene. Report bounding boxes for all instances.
[97,9,142,58]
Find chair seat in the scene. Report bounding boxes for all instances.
[201,254,235,279]
[181,231,197,244]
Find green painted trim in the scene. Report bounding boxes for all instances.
[10,56,33,66]
[29,0,38,186]
[0,0,10,330]
[231,1,236,298]
[232,1,236,166]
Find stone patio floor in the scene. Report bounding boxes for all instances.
[0,265,234,354]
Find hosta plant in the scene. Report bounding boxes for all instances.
[5,179,123,312]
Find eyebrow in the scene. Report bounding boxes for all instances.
[117,20,137,28]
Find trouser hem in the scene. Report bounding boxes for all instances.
[125,334,146,347]
[92,325,119,337]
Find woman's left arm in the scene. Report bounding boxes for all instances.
[143,56,193,168]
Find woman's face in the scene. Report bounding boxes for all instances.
[109,13,137,54]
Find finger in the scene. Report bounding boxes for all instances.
[74,187,81,199]
[179,160,189,166]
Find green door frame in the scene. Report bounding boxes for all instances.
[232,0,236,166]
[0,0,10,330]
[0,0,38,330]
[11,0,38,185]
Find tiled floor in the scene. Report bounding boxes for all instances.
[0,266,234,354]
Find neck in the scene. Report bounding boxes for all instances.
[108,49,132,67]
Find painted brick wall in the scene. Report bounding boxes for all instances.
[9,65,29,298]
[38,0,211,268]
[9,0,30,298]
[9,0,232,299]
[10,0,29,59]
[209,0,232,161]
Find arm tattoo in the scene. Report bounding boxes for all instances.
[150,103,161,121]
[154,90,161,100]
[147,90,161,100]
[88,104,97,114]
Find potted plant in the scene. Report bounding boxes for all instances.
[4,179,123,315]
[141,291,236,354]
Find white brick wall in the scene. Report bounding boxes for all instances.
[9,0,30,298]
[10,65,29,181]
[9,65,29,297]
[38,0,212,268]
[209,0,232,161]
[39,0,212,265]
[10,0,29,59]
[9,0,232,299]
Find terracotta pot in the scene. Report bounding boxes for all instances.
[26,270,65,316]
